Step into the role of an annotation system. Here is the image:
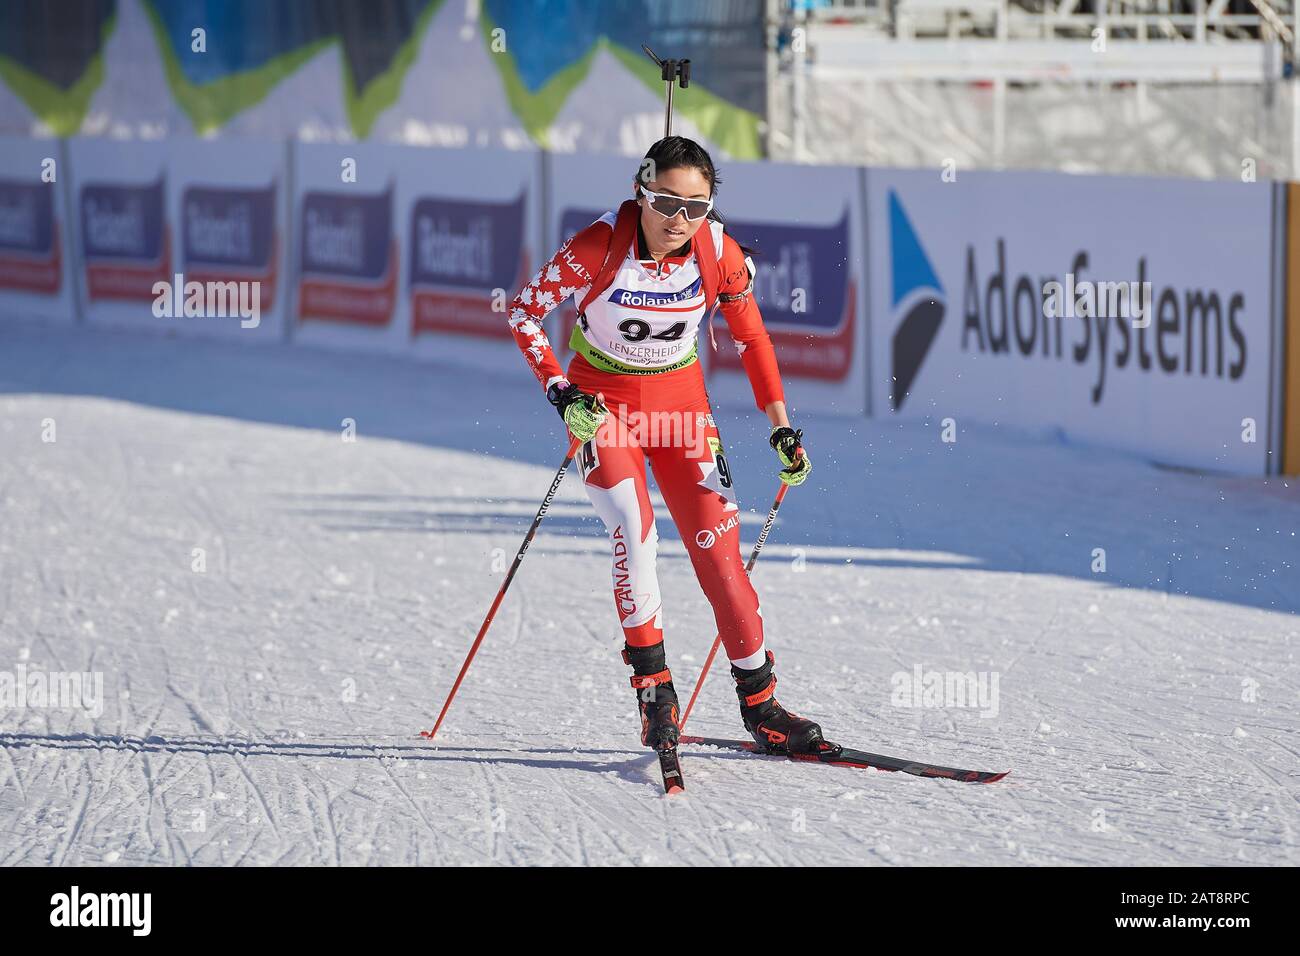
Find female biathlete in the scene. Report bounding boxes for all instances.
[506,136,823,756]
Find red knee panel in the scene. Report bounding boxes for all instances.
[648,418,766,662]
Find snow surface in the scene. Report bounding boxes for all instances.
[0,319,1296,866]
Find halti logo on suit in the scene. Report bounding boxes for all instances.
[695,514,739,549]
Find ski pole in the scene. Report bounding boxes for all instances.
[679,478,792,731]
[421,434,584,740]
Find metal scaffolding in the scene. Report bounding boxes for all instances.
[768,0,1300,178]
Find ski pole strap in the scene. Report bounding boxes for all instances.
[569,323,698,376]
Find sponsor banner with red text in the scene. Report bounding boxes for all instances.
[404,145,540,372]
[292,141,541,367]
[293,142,401,349]
[0,136,74,323]
[698,161,867,417]
[69,138,172,323]
[170,138,287,339]
[68,137,287,338]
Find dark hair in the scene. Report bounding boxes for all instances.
[637,136,758,257]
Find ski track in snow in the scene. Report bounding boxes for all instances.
[0,321,1296,866]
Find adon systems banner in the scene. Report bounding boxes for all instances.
[867,169,1283,475]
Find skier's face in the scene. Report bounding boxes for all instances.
[635,165,713,256]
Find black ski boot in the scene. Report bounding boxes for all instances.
[623,643,680,752]
[733,651,824,754]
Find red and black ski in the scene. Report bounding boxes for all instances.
[680,735,1009,784]
[657,747,685,794]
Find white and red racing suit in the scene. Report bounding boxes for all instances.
[506,207,784,669]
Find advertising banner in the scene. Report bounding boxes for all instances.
[866,169,1281,474]
[292,141,404,353]
[694,160,869,417]
[293,141,540,368]
[68,136,287,339]
[0,135,74,323]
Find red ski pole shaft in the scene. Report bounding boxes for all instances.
[421,435,583,740]
[679,479,791,730]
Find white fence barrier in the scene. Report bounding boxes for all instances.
[0,138,1288,475]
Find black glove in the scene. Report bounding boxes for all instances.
[547,381,607,441]
[769,426,811,486]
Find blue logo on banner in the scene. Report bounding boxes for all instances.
[889,190,945,411]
